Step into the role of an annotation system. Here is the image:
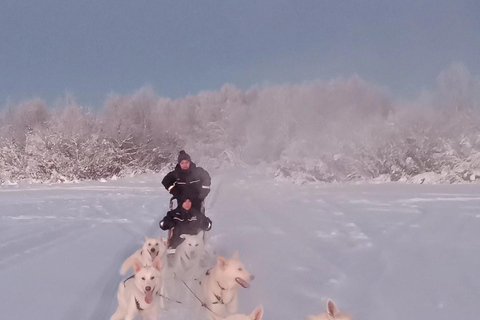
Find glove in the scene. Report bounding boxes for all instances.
[203,217,212,231]
[159,217,173,230]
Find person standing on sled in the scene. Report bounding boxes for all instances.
[159,198,212,249]
[162,150,211,212]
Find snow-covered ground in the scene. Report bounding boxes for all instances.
[1,168,480,320]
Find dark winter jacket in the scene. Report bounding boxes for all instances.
[159,206,212,249]
[161,162,211,210]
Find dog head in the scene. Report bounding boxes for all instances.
[216,250,255,289]
[142,235,167,260]
[133,255,162,305]
[179,230,205,259]
[307,299,354,320]
[209,305,263,320]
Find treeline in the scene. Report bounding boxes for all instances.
[1,63,479,184]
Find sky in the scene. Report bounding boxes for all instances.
[1,167,480,319]
[1,0,479,108]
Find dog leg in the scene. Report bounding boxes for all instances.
[159,280,167,310]
[109,307,125,320]
[209,302,228,317]
[124,309,138,320]
[226,295,238,314]
[120,252,136,275]
[123,298,140,320]
[144,306,159,320]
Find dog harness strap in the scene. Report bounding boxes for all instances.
[217,281,226,291]
[123,275,135,287]
[156,292,182,304]
[212,293,224,305]
[135,298,144,311]
[211,281,227,304]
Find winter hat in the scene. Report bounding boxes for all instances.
[177,150,192,163]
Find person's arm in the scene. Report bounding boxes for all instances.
[197,168,211,201]
[195,209,212,231]
[162,172,181,199]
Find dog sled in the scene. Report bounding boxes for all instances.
[165,196,206,255]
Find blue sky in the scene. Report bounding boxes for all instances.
[1,0,479,108]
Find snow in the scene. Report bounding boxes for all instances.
[1,168,480,320]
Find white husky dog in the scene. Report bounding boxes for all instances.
[120,235,167,275]
[199,250,255,317]
[306,299,354,320]
[160,231,206,307]
[172,231,206,280]
[209,305,263,320]
[110,256,163,320]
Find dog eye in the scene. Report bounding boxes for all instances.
[148,243,151,246]
[150,276,155,280]
[155,243,159,246]
[238,268,243,271]
[195,244,198,247]
[189,243,192,246]
[142,277,145,280]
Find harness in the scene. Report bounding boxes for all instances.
[135,298,144,311]
[180,251,191,270]
[212,281,227,305]
[123,275,134,287]
[201,269,232,306]
[172,268,226,317]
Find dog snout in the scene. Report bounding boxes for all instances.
[145,286,151,292]
[150,248,156,253]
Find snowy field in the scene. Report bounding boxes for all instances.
[1,168,480,320]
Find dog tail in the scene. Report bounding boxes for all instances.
[120,253,136,275]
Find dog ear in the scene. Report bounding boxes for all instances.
[158,234,163,242]
[133,259,143,274]
[249,305,264,320]
[197,230,204,238]
[145,235,149,242]
[232,250,239,260]
[152,255,162,271]
[217,256,228,270]
[326,299,340,318]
